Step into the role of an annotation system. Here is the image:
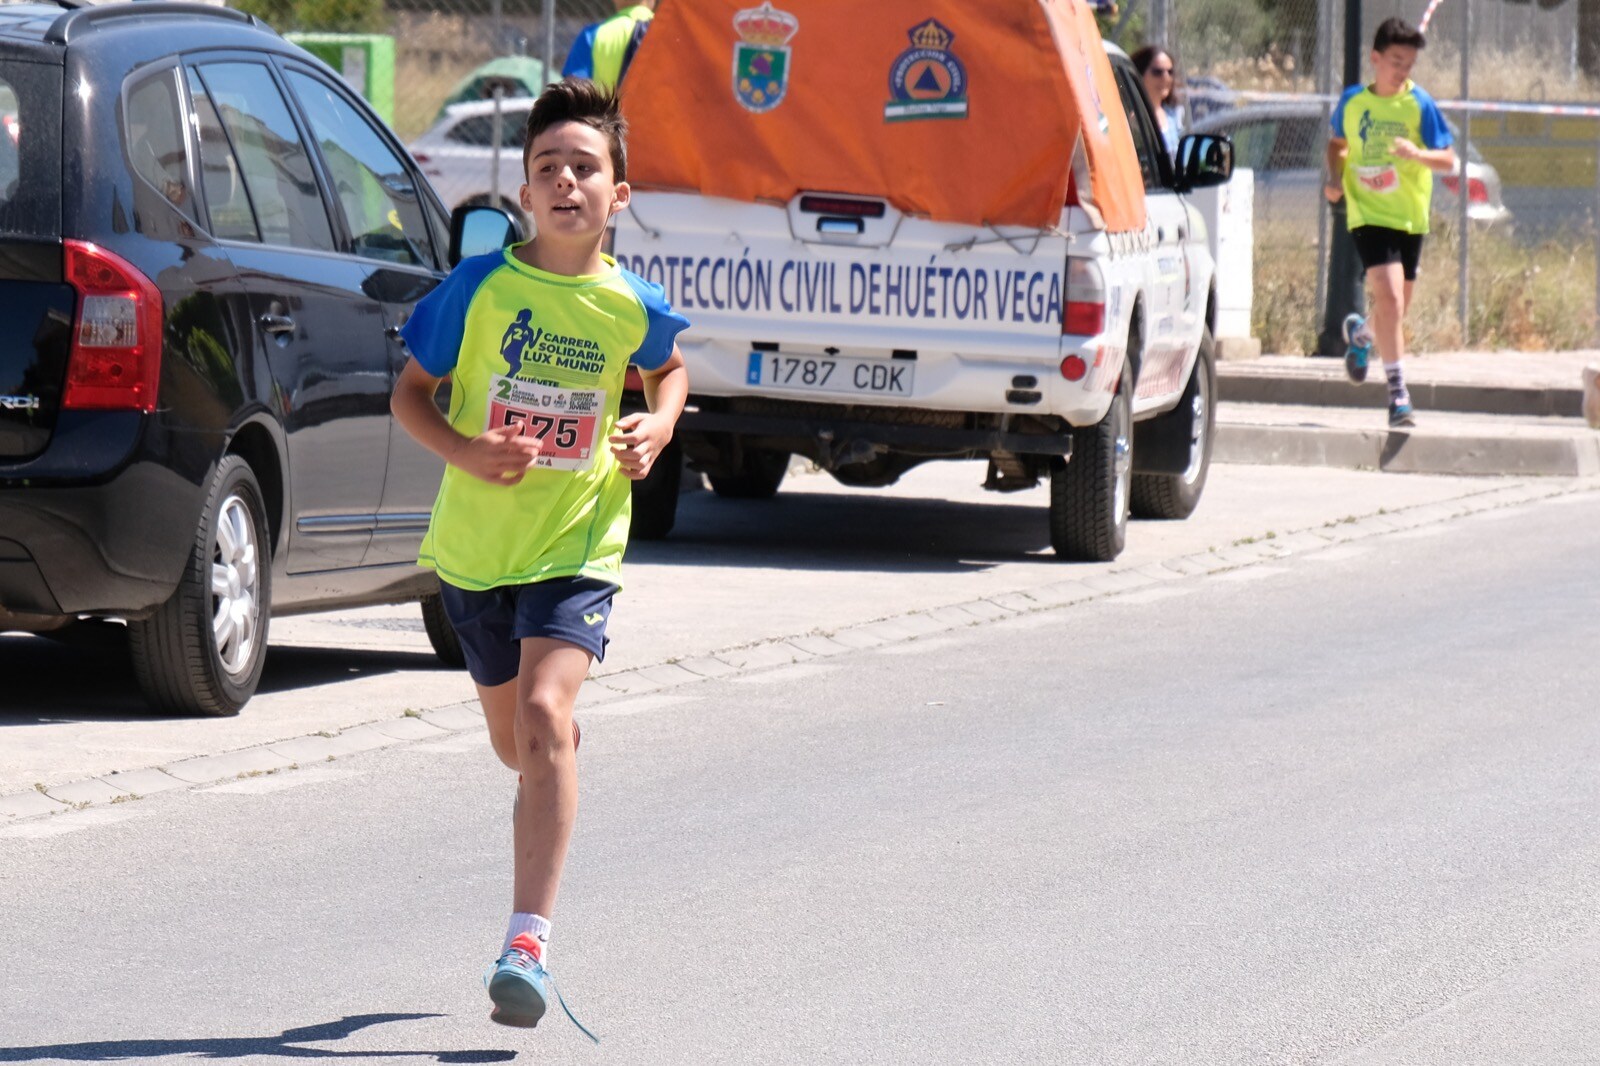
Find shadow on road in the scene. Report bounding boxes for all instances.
[0,635,448,724]
[643,485,1056,571]
[0,1012,513,1062]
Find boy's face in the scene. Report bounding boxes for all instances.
[1370,44,1418,93]
[519,120,629,247]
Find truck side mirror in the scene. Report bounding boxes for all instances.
[1175,133,1234,193]
[449,204,524,266]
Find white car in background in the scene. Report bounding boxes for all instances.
[409,98,534,230]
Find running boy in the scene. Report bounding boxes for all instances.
[1325,16,1457,427]
[391,78,688,1032]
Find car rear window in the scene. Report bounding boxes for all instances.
[0,59,61,239]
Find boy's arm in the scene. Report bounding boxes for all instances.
[391,357,541,485]
[610,346,688,481]
[1324,137,1347,202]
[1392,138,1458,174]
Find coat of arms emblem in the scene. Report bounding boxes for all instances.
[732,2,799,113]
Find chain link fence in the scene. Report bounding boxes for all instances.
[1105,0,1600,353]
[244,0,1598,353]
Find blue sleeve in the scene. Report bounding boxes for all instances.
[562,24,598,79]
[1413,87,1454,150]
[399,253,504,378]
[619,269,689,371]
[1329,85,1361,137]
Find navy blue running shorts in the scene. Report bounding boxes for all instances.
[437,576,617,687]
[1351,226,1425,281]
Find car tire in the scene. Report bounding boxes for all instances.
[420,583,465,669]
[629,437,682,540]
[707,447,788,499]
[1050,363,1132,561]
[129,455,271,716]
[1131,326,1216,521]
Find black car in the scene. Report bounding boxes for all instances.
[0,1,518,715]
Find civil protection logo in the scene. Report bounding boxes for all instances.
[732,2,799,114]
[885,18,967,122]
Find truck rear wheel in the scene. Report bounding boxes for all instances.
[129,455,271,716]
[1050,365,1131,561]
[1131,326,1215,521]
[629,437,683,540]
[708,447,788,499]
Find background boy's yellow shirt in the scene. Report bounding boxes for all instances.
[400,247,688,591]
[1331,79,1454,234]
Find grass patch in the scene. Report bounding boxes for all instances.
[1253,218,1599,353]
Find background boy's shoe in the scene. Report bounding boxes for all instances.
[1388,400,1416,428]
[486,933,551,1028]
[1341,313,1373,384]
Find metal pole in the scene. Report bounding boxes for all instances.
[1594,141,1599,344]
[1318,0,1366,356]
[1457,0,1471,344]
[1314,0,1333,320]
[543,0,557,84]
[1151,0,1170,50]
[490,84,503,209]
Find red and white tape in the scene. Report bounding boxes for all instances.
[1418,0,1450,33]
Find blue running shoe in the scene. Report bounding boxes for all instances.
[1342,313,1372,383]
[1388,400,1416,428]
[484,933,600,1042]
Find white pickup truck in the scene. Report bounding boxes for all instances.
[616,31,1234,561]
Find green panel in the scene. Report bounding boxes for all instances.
[285,33,396,126]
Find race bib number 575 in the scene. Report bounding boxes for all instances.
[486,375,607,471]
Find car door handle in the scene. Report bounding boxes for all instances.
[384,325,402,341]
[258,313,296,335]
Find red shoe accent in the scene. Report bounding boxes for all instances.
[509,931,544,964]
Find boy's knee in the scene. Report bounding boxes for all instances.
[515,691,573,751]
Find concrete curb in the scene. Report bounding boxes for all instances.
[1216,421,1600,477]
[4,479,1593,829]
[1218,370,1584,418]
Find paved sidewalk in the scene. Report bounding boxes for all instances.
[1218,349,1600,474]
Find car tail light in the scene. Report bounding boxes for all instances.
[1062,256,1105,337]
[1441,175,1489,204]
[1064,171,1079,206]
[62,240,163,412]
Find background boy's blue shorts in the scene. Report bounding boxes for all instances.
[437,576,617,687]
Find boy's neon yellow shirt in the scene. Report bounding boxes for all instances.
[1331,79,1454,234]
[399,246,688,592]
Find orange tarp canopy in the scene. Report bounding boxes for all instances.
[621,0,1145,233]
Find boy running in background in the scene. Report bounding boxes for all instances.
[1325,16,1458,427]
[391,78,688,1032]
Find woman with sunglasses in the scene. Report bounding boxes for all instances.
[1131,45,1183,161]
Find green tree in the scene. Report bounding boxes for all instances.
[233,0,388,34]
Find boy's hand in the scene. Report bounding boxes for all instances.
[1323,178,1343,203]
[452,422,543,485]
[1391,136,1422,161]
[608,412,673,480]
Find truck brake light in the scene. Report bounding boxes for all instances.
[1062,256,1106,337]
[61,240,163,413]
[1441,175,1488,204]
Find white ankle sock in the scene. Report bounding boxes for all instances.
[504,912,551,961]
[1385,362,1410,406]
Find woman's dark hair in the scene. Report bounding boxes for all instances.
[1130,45,1179,107]
[522,77,628,181]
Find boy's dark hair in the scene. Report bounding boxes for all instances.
[521,78,628,182]
[1373,17,1426,52]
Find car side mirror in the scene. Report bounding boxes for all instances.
[449,205,523,266]
[1175,133,1234,192]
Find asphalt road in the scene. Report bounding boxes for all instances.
[2,490,1596,1064]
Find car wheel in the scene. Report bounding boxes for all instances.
[629,437,682,540]
[1050,363,1132,561]
[707,447,788,499]
[129,455,271,716]
[1131,326,1216,520]
[420,582,466,669]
